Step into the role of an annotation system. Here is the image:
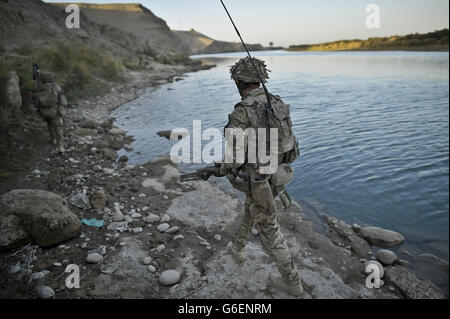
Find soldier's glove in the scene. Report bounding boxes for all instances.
[213,164,230,178]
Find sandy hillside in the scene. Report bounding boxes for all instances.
[50,2,191,54]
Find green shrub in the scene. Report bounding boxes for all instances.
[137,41,158,59]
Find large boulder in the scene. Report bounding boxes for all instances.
[385,266,444,299]
[322,214,370,258]
[0,189,81,251]
[359,227,405,248]
[6,72,22,109]
[0,71,22,122]
[0,214,30,252]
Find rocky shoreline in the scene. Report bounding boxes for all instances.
[0,61,447,299]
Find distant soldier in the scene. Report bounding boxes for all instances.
[217,57,303,296]
[34,71,66,153]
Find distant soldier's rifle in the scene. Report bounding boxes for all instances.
[32,62,40,89]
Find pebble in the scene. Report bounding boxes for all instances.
[9,264,21,274]
[214,234,222,241]
[139,193,147,198]
[86,253,103,264]
[156,245,166,253]
[143,257,152,265]
[131,213,142,219]
[103,168,114,175]
[174,235,184,241]
[36,285,55,299]
[166,227,180,234]
[124,215,133,223]
[160,214,171,223]
[148,265,157,273]
[159,270,181,286]
[132,227,143,234]
[99,246,107,255]
[53,262,62,267]
[144,214,160,223]
[252,228,259,236]
[389,286,396,292]
[112,209,124,222]
[157,223,170,232]
[142,207,149,212]
[30,271,49,282]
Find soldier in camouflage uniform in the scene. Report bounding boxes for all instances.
[218,57,303,297]
[35,71,66,154]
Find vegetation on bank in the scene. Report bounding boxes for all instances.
[0,43,125,101]
[288,29,449,52]
[0,41,193,102]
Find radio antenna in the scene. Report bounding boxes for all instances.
[219,0,272,111]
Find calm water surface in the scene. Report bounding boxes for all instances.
[112,50,449,261]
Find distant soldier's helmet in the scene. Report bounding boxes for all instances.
[40,71,55,84]
[230,57,270,84]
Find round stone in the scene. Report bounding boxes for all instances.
[148,265,157,273]
[160,214,171,223]
[377,249,398,265]
[86,253,103,264]
[158,270,181,286]
[157,223,170,232]
[166,227,180,234]
[143,257,152,265]
[36,285,55,299]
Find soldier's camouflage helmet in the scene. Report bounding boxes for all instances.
[230,57,270,84]
[40,71,55,84]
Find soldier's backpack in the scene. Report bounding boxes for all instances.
[268,95,300,164]
[35,84,59,118]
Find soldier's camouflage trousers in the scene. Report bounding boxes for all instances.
[232,176,299,284]
[44,116,64,149]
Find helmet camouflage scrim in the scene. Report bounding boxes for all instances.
[230,57,270,84]
[40,71,55,84]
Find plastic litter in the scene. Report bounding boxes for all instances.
[81,218,105,228]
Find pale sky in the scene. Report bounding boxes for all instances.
[44,0,449,47]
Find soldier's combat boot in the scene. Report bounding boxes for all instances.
[270,274,304,297]
[227,242,245,263]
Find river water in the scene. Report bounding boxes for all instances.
[112,50,449,261]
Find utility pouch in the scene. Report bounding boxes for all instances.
[270,163,294,186]
[250,173,277,213]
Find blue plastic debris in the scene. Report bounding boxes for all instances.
[81,218,105,228]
